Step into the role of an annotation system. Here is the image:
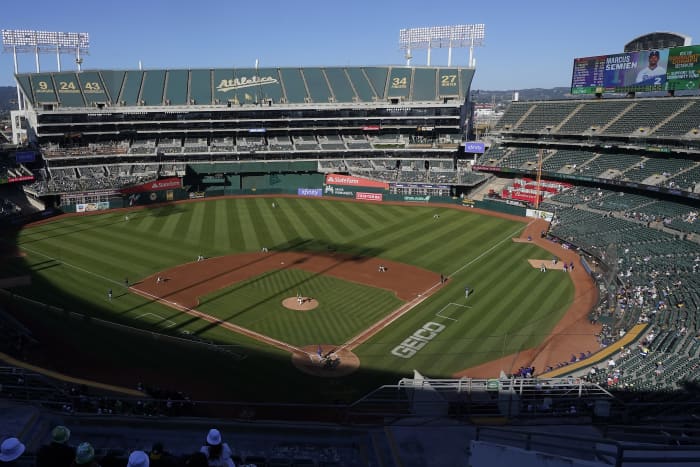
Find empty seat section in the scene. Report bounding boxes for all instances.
[79,71,109,105]
[256,68,284,103]
[499,146,537,169]
[542,149,596,172]
[438,68,460,97]
[579,153,640,177]
[212,69,235,104]
[412,68,437,101]
[54,72,86,107]
[120,71,144,106]
[493,102,534,130]
[189,69,212,105]
[386,68,411,100]
[324,68,356,103]
[279,68,308,103]
[603,99,687,135]
[623,157,694,183]
[516,102,579,132]
[558,100,632,133]
[141,70,166,105]
[303,68,332,103]
[30,74,59,104]
[653,101,700,136]
[363,67,390,100]
[345,68,376,102]
[100,71,127,105]
[164,70,189,105]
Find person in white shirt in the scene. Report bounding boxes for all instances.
[635,50,666,84]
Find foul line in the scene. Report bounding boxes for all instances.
[336,221,531,354]
[130,287,310,357]
[19,243,314,358]
[18,244,122,286]
[448,222,530,278]
[135,312,176,328]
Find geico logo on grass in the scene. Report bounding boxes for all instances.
[391,322,446,359]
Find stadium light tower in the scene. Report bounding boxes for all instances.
[399,24,485,67]
[2,29,89,110]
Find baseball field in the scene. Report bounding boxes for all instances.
[1,196,577,402]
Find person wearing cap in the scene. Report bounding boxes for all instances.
[149,442,177,467]
[127,450,149,467]
[635,50,666,84]
[37,425,76,467]
[0,438,25,466]
[199,429,235,467]
[71,442,100,467]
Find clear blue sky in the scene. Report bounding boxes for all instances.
[1,0,698,90]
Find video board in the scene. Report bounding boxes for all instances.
[571,45,700,94]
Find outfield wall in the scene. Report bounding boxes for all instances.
[54,171,523,219]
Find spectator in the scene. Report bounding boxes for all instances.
[127,451,149,467]
[149,443,177,467]
[72,442,100,467]
[0,438,25,466]
[37,425,75,467]
[183,453,208,467]
[200,429,235,467]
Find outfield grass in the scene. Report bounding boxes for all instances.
[3,197,575,400]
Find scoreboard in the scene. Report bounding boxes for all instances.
[571,45,700,94]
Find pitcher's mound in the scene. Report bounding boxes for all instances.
[291,345,360,377]
[282,296,319,311]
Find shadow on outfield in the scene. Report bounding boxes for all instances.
[10,206,174,246]
[273,237,385,260]
[116,237,390,336]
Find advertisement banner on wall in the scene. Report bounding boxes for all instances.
[323,185,356,197]
[325,174,389,189]
[356,192,383,201]
[121,177,182,194]
[526,208,554,222]
[75,202,109,213]
[298,188,323,197]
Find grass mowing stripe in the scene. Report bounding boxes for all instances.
[199,201,217,251]
[303,200,354,239]
[185,201,206,244]
[234,199,259,251]
[225,200,246,252]
[331,201,373,231]
[284,199,339,246]
[245,199,274,249]
[214,199,233,251]
[159,209,184,239]
[271,198,314,241]
[251,198,288,248]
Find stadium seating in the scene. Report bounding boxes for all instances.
[602,99,688,136]
[558,100,633,134]
[514,102,581,132]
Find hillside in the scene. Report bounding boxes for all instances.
[0,86,17,117]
